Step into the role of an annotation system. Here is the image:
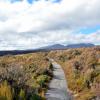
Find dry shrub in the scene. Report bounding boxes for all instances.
[48,47,100,100]
[0,80,13,100]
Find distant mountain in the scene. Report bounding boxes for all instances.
[66,43,95,48]
[40,44,66,50]
[40,43,95,50]
[0,43,95,56]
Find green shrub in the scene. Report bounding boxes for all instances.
[30,94,42,100]
[37,75,49,87]
[19,89,26,100]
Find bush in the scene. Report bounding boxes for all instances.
[0,80,13,100]
[76,76,85,92]
[30,94,42,100]
[19,89,26,100]
[37,75,49,87]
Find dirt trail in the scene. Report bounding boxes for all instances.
[45,59,72,100]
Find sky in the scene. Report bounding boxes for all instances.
[0,0,100,50]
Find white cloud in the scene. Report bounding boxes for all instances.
[0,0,100,50]
[0,30,100,50]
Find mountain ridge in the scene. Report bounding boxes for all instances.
[40,43,95,50]
[0,43,95,56]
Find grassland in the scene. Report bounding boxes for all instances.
[48,47,100,100]
[0,52,53,100]
[0,47,100,100]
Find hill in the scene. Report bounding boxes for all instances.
[40,43,95,50]
[0,43,95,56]
[66,43,95,48]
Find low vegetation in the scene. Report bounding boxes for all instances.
[0,47,99,100]
[0,52,53,100]
[48,47,100,100]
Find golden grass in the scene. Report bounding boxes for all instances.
[48,47,100,100]
[0,52,52,100]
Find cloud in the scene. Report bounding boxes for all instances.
[0,0,100,50]
[0,30,100,50]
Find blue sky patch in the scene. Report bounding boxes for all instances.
[10,0,22,3]
[11,0,62,4]
[79,25,100,34]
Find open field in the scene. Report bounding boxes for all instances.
[0,52,53,100]
[48,47,100,100]
[0,47,100,100]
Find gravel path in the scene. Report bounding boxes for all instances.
[45,59,72,100]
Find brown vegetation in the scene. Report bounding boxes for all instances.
[48,47,100,100]
[0,52,53,100]
[0,47,99,100]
